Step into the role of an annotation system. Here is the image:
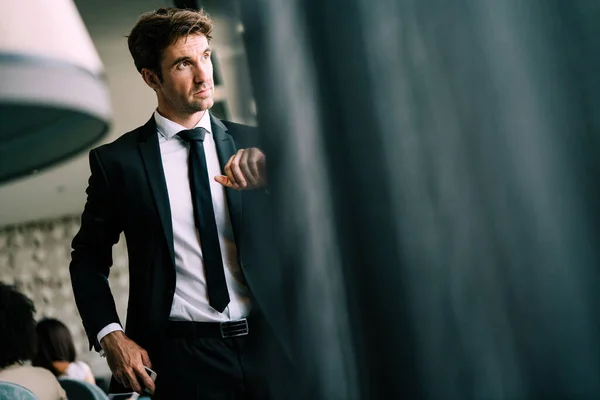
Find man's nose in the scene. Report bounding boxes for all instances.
[194,64,210,83]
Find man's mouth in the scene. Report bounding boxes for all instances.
[194,87,211,96]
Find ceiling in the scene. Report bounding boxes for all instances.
[0,0,244,227]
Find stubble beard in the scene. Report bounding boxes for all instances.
[181,95,214,114]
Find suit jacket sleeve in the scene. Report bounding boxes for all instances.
[70,148,123,350]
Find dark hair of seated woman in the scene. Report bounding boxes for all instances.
[33,318,95,384]
[0,282,67,400]
[0,282,36,369]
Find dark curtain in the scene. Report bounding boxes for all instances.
[239,0,600,399]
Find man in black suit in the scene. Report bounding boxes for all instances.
[70,8,282,399]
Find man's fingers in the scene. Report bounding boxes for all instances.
[124,368,142,393]
[214,175,229,186]
[141,350,152,369]
[247,160,259,183]
[113,371,125,386]
[247,150,263,183]
[101,333,153,394]
[214,175,239,189]
[230,150,247,188]
[224,154,238,187]
[239,150,257,186]
[220,148,266,190]
[134,365,156,394]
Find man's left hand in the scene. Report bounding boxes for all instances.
[215,147,267,190]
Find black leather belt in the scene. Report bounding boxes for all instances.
[166,318,249,339]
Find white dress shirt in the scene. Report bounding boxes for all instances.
[97,110,252,345]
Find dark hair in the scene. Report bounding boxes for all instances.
[0,282,37,369]
[127,7,214,80]
[33,318,76,376]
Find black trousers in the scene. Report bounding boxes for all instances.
[153,323,271,400]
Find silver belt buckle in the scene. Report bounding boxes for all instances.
[220,318,249,339]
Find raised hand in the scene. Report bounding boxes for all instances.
[214,147,267,190]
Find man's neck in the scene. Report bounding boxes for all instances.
[156,108,206,129]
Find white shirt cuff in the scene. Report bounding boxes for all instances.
[97,323,123,356]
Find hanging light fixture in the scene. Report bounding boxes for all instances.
[0,0,111,183]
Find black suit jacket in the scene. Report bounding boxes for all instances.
[70,114,287,364]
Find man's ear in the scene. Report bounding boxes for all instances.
[141,68,160,90]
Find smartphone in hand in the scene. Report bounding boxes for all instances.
[108,394,135,400]
[111,366,158,400]
[144,366,157,382]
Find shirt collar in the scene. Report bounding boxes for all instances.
[154,110,212,140]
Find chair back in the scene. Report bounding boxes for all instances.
[0,381,39,400]
[58,378,109,400]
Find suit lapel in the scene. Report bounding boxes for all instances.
[211,114,243,246]
[137,116,175,267]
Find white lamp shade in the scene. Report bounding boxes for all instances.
[0,0,112,183]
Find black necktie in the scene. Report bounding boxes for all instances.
[178,127,230,312]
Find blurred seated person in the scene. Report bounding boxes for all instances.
[0,282,67,400]
[34,318,96,384]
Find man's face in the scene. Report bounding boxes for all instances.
[155,33,214,116]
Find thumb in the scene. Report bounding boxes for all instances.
[214,175,232,187]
